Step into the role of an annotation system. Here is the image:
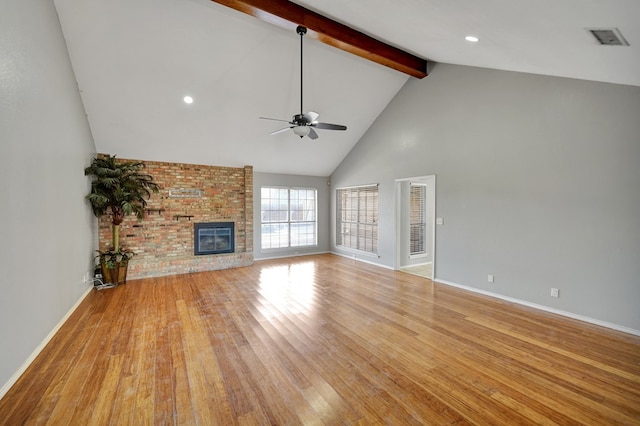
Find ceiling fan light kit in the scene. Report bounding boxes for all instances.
[293,125,310,137]
[260,25,347,140]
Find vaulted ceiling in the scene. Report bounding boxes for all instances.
[53,0,639,176]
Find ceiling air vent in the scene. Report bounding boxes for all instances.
[586,28,629,46]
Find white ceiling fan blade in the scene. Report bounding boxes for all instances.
[260,117,292,123]
[308,128,319,139]
[303,111,319,123]
[269,126,293,135]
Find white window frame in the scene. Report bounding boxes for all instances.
[260,186,317,250]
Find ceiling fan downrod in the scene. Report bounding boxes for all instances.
[297,25,307,117]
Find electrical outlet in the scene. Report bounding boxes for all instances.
[487,274,494,283]
[550,288,559,298]
[83,272,91,284]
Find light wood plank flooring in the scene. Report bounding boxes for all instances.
[1,254,639,425]
[401,262,433,279]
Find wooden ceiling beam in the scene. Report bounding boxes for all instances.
[210,0,428,79]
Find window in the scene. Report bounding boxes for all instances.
[336,185,378,254]
[409,184,427,256]
[261,187,317,249]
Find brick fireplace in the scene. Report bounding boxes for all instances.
[97,156,253,279]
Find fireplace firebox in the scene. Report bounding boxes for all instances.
[194,222,234,255]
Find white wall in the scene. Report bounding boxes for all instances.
[254,173,330,260]
[0,0,97,393]
[331,63,640,332]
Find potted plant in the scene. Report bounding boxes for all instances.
[85,155,159,284]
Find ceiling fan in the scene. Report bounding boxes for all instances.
[260,26,347,140]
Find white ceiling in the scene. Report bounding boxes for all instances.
[53,0,640,176]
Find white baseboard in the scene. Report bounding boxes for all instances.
[0,286,93,400]
[256,250,330,261]
[331,251,395,270]
[434,278,640,337]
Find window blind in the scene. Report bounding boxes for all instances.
[409,184,426,255]
[336,185,378,254]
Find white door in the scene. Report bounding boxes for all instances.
[395,175,435,278]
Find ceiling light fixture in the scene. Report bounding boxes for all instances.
[292,125,311,137]
[465,35,479,43]
[183,96,194,104]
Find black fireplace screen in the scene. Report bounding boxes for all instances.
[194,222,234,255]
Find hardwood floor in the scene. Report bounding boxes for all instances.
[1,254,639,425]
[401,262,433,279]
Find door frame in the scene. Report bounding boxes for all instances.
[395,175,436,279]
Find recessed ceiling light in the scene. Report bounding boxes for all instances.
[183,96,194,104]
[465,35,479,43]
